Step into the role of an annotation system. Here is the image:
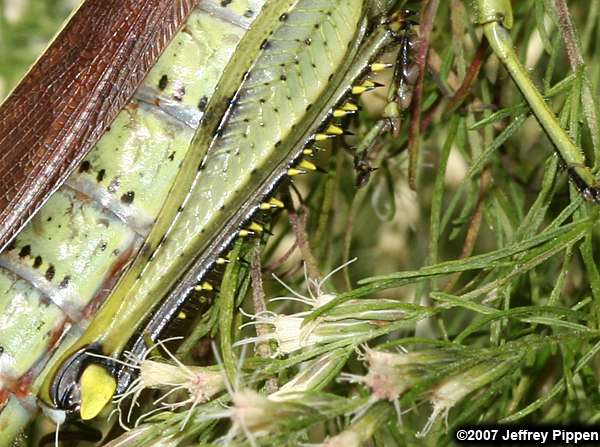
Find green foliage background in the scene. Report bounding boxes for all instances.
[0,0,76,99]
[4,0,600,445]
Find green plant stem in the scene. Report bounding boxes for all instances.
[219,242,244,386]
[478,5,597,189]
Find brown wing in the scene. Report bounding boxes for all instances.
[0,0,198,251]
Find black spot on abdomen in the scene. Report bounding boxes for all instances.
[121,191,135,204]
[79,160,91,173]
[19,245,31,258]
[198,96,208,112]
[59,276,71,289]
[45,265,55,281]
[158,75,169,91]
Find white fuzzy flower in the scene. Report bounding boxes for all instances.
[105,339,225,430]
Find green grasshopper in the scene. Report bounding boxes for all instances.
[0,0,418,443]
[0,0,263,441]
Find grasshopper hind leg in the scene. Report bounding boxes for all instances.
[49,345,118,421]
[566,165,600,204]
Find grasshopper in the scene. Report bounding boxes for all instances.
[0,0,417,443]
[1,0,596,444]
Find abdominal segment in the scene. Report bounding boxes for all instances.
[0,0,258,436]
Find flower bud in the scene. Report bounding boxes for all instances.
[418,357,517,437]
[324,402,392,447]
